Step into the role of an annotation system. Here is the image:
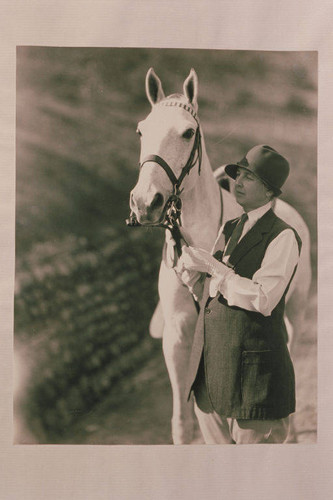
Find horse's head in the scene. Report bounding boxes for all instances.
[130,68,201,225]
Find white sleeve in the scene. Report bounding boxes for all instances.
[209,229,300,316]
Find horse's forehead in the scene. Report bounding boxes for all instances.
[142,105,195,131]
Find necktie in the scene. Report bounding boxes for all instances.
[213,250,223,262]
[224,213,248,257]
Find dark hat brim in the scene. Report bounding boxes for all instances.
[224,163,282,196]
[224,163,240,180]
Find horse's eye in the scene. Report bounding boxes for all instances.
[136,128,142,137]
[182,128,195,139]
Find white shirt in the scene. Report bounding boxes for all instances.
[208,202,300,317]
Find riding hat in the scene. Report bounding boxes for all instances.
[224,145,290,196]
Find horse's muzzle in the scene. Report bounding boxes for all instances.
[129,189,165,225]
[125,211,141,227]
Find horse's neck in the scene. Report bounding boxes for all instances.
[178,143,221,250]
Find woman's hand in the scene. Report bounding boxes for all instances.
[180,246,213,273]
[180,246,230,277]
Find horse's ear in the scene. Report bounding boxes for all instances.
[183,69,198,109]
[145,68,165,106]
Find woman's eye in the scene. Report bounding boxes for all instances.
[136,128,142,137]
[182,128,195,139]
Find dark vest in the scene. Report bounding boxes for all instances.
[187,209,302,420]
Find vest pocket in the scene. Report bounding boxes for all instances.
[241,350,275,406]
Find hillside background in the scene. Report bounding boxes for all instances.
[15,47,317,444]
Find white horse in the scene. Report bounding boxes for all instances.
[129,68,311,444]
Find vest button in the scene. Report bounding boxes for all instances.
[205,308,211,314]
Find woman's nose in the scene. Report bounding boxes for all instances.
[235,176,242,187]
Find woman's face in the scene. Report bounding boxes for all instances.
[234,167,271,212]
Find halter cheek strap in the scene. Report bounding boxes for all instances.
[139,125,202,196]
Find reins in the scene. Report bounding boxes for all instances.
[126,99,202,257]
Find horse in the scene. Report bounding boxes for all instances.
[129,68,311,444]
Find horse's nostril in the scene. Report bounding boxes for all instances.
[150,192,164,210]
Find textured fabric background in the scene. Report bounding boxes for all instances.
[1,1,332,499]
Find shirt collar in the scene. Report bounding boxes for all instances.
[213,201,272,253]
[245,201,272,227]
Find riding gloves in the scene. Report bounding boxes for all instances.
[180,246,234,297]
[181,246,228,275]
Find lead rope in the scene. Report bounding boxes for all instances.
[190,187,223,314]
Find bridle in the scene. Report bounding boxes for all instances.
[126,99,202,256]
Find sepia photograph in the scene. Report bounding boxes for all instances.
[14,47,317,446]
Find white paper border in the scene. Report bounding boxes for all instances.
[1,1,332,499]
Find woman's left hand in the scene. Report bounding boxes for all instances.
[180,246,213,273]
